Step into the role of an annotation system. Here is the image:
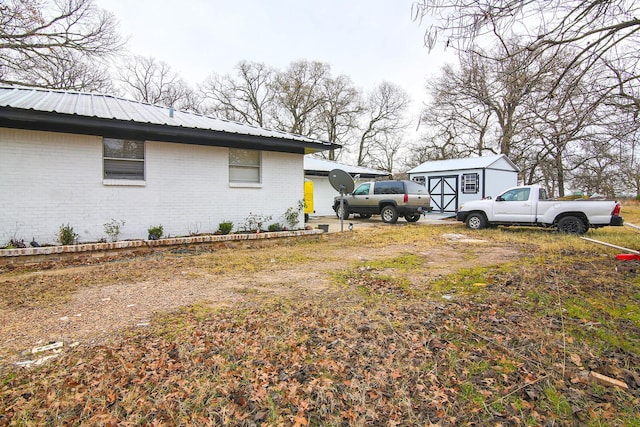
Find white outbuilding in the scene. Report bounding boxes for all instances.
[304,156,390,216]
[407,154,519,213]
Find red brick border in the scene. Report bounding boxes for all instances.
[0,229,325,270]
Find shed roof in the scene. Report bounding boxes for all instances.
[407,154,519,174]
[0,85,339,154]
[304,156,390,178]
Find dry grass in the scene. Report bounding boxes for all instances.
[1,212,639,426]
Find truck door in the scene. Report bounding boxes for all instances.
[492,188,535,222]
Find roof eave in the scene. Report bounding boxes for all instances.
[0,108,340,154]
[304,170,389,178]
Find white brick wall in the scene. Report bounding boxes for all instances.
[0,128,305,244]
[307,176,340,216]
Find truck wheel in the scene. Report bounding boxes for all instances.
[557,216,587,235]
[380,206,399,224]
[466,213,487,230]
[335,204,350,220]
[405,214,421,223]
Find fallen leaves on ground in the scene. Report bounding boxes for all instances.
[1,227,639,426]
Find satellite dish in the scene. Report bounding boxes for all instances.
[329,169,354,232]
[329,169,354,194]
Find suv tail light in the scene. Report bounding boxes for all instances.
[612,202,621,216]
[404,193,408,203]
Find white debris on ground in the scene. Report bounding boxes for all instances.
[15,341,75,367]
[443,233,488,243]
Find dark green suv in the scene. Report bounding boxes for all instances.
[333,180,432,224]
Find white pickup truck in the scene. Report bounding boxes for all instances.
[455,185,624,234]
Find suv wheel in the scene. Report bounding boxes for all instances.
[405,214,421,223]
[336,204,350,220]
[380,205,399,224]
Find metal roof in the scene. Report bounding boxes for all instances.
[304,156,390,177]
[0,85,338,154]
[407,154,519,174]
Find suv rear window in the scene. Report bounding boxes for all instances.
[404,181,428,194]
[374,181,404,195]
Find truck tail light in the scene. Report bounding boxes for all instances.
[404,193,408,203]
[612,202,621,216]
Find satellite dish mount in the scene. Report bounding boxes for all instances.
[328,169,355,232]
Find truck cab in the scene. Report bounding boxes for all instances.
[490,186,549,222]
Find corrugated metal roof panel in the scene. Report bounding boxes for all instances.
[0,85,330,146]
[74,92,93,116]
[304,155,389,176]
[408,154,519,174]
[32,89,57,111]
[54,91,75,112]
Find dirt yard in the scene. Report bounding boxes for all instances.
[0,223,517,367]
[3,219,640,426]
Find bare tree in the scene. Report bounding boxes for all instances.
[421,62,497,158]
[201,61,275,126]
[369,133,406,173]
[603,57,640,115]
[15,50,113,92]
[619,125,640,197]
[118,55,197,111]
[413,0,640,99]
[417,110,491,161]
[271,60,330,136]
[356,82,410,168]
[0,0,122,88]
[316,74,363,161]
[416,38,617,194]
[623,151,640,198]
[570,137,625,197]
[414,1,640,195]
[526,68,608,195]
[575,108,640,197]
[417,42,541,167]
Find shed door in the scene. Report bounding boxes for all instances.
[428,175,458,213]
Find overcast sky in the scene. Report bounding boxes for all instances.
[96,0,455,125]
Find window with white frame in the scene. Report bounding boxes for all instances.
[462,173,479,193]
[103,138,145,180]
[229,148,261,183]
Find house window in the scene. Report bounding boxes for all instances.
[103,138,145,180]
[462,173,479,194]
[229,148,261,183]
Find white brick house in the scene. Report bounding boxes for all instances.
[0,86,338,244]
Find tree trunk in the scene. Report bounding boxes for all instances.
[555,154,565,197]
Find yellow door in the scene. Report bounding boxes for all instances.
[304,180,314,216]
